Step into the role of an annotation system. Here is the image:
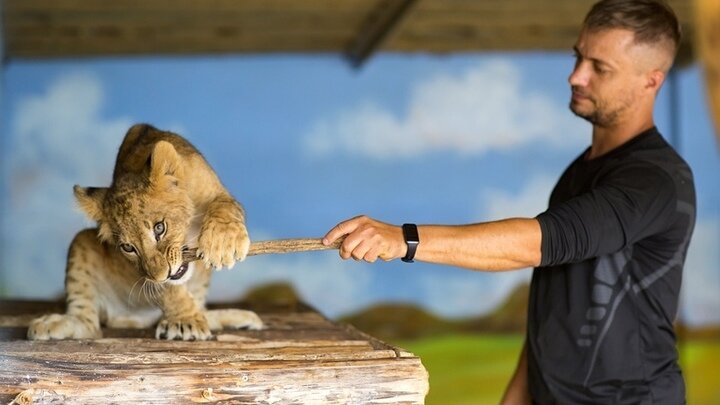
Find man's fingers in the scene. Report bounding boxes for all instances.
[350,238,376,262]
[342,228,387,263]
[324,215,399,264]
[338,227,366,260]
[323,215,367,245]
[363,244,383,263]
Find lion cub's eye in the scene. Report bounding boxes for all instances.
[153,221,166,241]
[120,243,136,254]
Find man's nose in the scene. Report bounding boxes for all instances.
[568,63,589,87]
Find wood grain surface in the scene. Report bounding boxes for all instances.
[0,300,428,404]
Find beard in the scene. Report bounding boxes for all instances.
[569,87,632,128]
[569,100,619,127]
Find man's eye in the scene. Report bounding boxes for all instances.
[571,51,581,61]
[153,221,166,240]
[120,243,136,253]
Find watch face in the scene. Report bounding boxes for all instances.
[401,224,419,263]
[402,223,419,243]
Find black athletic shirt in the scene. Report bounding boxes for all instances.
[529,127,696,404]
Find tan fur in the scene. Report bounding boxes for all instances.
[28,124,262,341]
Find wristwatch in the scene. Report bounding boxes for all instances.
[401,223,419,263]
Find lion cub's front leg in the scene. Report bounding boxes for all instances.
[197,195,250,270]
[28,229,102,340]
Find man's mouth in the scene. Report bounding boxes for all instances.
[169,262,189,281]
[571,89,592,102]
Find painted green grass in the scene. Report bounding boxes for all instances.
[679,340,720,405]
[397,334,720,405]
[397,334,523,405]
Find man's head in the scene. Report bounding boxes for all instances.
[568,0,681,127]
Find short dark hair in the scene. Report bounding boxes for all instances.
[584,0,681,56]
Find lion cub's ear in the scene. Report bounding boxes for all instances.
[74,185,107,222]
[149,141,183,188]
[74,186,113,243]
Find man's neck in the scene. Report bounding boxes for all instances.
[588,116,655,160]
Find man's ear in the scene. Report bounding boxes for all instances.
[149,141,183,188]
[74,185,107,222]
[646,69,666,92]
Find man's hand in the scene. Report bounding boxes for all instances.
[323,215,407,262]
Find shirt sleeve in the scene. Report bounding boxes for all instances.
[536,162,677,267]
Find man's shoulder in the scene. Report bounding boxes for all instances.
[628,129,691,171]
[607,130,693,189]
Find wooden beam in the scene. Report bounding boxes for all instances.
[345,0,417,68]
[695,0,720,142]
[1,0,699,65]
[2,0,369,59]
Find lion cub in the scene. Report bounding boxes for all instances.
[28,124,263,340]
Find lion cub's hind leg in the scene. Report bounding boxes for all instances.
[27,229,103,340]
[205,309,263,331]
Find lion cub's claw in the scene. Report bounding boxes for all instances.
[198,219,250,270]
[156,313,212,341]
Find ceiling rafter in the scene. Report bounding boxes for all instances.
[345,0,417,68]
[1,0,696,66]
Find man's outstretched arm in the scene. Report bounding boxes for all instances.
[323,215,542,271]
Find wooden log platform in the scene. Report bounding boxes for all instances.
[0,300,429,404]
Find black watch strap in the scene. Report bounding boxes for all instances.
[401,223,419,263]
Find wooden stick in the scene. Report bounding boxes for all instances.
[182,236,345,262]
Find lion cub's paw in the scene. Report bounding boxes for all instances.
[205,309,264,331]
[156,312,212,341]
[27,314,101,340]
[197,218,250,270]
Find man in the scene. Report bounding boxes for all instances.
[322,0,695,403]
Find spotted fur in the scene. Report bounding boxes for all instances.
[28,124,262,341]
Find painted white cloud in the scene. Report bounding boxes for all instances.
[305,60,588,159]
[208,253,374,319]
[416,268,533,319]
[2,73,133,297]
[11,73,129,187]
[414,176,555,318]
[1,73,191,298]
[482,175,556,220]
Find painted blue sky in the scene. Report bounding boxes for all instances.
[1,52,718,326]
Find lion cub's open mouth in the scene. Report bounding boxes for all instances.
[169,262,189,281]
